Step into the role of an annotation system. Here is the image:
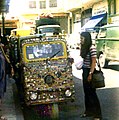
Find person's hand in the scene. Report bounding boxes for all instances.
[11,66,14,76]
[87,74,92,82]
[0,43,4,47]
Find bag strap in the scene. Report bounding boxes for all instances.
[0,45,10,64]
[96,58,101,71]
[89,46,101,71]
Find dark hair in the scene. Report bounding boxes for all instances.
[80,32,92,58]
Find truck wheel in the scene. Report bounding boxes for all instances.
[99,53,109,68]
[51,103,59,119]
[34,103,59,119]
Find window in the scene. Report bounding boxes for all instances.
[26,43,64,59]
[39,0,46,9]
[75,13,81,22]
[98,28,106,38]
[38,26,61,34]
[29,1,36,8]
[49,0,57,7]
[116,0,119,14]
[109,0,116,15]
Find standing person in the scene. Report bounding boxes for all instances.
[0,43,7,120]
[0,44,6,104]
[80,32,102,120]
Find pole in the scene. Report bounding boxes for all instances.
[2,12,5,38]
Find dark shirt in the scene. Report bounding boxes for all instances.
[0,51,5,98]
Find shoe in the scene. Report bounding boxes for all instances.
[94,117,102,120]
[0,115,7,120]
[80,113,92,118]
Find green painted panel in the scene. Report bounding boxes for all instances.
[96,38,119,61]
[107,27,119,38]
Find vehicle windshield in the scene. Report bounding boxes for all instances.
[25,43,64,60]
[38,27,61,34]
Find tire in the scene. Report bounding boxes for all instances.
[34,103,59,119]
[98,53,109,68]
[51,103,59,119]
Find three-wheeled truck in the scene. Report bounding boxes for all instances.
[9,34,75,119]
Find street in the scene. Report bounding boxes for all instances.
[58,61,119,120]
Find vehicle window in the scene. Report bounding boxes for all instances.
[26,43,64,59]
[97,28,106,38]
[106,27,119,38]
[39,27,61,33]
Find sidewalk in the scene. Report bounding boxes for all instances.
[0,75,24,120]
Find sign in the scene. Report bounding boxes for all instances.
[92,0,108,16]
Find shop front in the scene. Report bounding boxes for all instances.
[81,13,107,32]
[81,0,108,34]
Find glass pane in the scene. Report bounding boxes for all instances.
[49,0,57,7]
[29,1,36,8]
[98,28,106,38]
[39,1,46,9]
[26,43,64,60]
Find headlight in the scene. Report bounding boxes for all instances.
[65,89,72,97]
[30,92,38,100]
[44,75,54,84]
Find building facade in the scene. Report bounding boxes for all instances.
[1,0,119,36]
[70,0,119,34]
[107,0,119,24]
[13,0,70,34]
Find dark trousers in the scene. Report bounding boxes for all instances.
[82,68,102,117]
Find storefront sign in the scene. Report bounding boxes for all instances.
[92,0,108,16]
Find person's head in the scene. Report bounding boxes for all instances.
[80,32,92,58]
[80,31,92,46]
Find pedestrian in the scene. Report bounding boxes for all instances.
[0,43,7,120]
[80,32,102,120]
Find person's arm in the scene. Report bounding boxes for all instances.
[87,57,96,81]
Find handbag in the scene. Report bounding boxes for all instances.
[74,56,83,70]
[92,59,105,88]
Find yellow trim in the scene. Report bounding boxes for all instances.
[22,40,67,63]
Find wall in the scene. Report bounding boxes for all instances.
[109,0,119,24]
[92,0,108,16]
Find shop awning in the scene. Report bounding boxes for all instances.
[81,13,106,31]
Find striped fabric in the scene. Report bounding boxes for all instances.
[83,45,97,68]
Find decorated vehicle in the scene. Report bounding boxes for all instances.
[9,34,75,118]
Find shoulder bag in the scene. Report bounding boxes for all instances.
[92,59,105,88]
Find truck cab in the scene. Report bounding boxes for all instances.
[35,17,62,36]
[37,24,62,36]
[96,24,119,67]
